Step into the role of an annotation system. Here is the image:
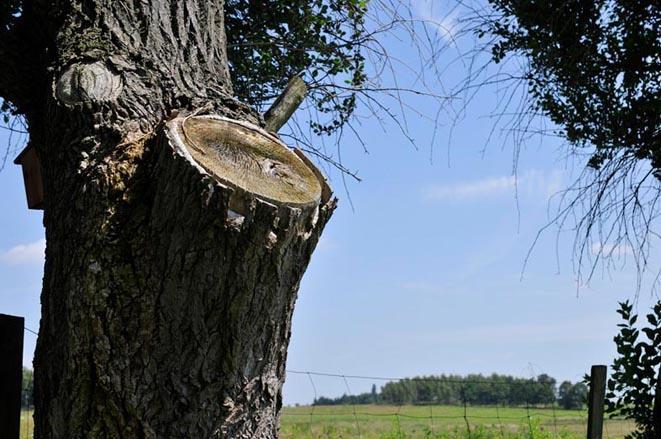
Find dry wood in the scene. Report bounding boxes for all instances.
[264,76,308,132]
[587,365,607,439]
[171,115,322,213]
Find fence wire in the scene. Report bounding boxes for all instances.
[19,327,635,439]
[282,369,635,439]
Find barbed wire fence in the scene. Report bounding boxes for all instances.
[17,326,635,439]
[281,370,635,439]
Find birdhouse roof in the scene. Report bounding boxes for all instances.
[13,144,35,165]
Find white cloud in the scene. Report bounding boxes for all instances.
[409,316,613,345]
[425,174,516,200]
[424,169,564,202]
[414,0,459,43]
[0,239,46,265]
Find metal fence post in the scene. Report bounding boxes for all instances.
[0,313,25,439]
[587,365,607,439]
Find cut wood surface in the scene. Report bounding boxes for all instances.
[170,115,322,212]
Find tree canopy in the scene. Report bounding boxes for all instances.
[468,0,660,280]
[558,380,588,410]
[0,0,20,32]
[2,1,657,178]
[226,0,367,137]
[484,0,660,175]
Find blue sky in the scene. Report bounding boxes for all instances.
[0,0,659,406]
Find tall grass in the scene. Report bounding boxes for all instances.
[280,404,635,438]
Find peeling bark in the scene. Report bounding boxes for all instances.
[11,1,336,437]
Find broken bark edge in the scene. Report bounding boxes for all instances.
[293,149,332,205]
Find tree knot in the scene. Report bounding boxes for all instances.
[55,61,123,105]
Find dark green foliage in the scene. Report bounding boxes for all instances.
[0,0,26,122]
[315,374,567,407]
[225,0,367,136]
[314,392,376,405]
[606,301,660,439]
[482,0,660,176]
[22,367,33,408]
[558,380,588,410]
[0,0,20,33]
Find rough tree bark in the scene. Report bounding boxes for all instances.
[4,1,335,437]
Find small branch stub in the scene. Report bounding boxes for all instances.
[264,76,308,132]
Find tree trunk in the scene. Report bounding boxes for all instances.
[9,1,335,437]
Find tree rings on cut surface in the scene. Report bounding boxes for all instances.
[167,115,323,213]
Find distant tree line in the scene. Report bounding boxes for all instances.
[313,374,588,410]
[314,384,379,406]
[22,368,33,408]
[20,368,588,410]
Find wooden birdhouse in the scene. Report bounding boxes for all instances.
[14,144,44,210]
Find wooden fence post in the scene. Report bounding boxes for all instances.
[587,365,607,439]
[0,313,24,439]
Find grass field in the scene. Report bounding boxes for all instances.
[19,406,635,438]
[280,405,636,438]
[19,410,34,439]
